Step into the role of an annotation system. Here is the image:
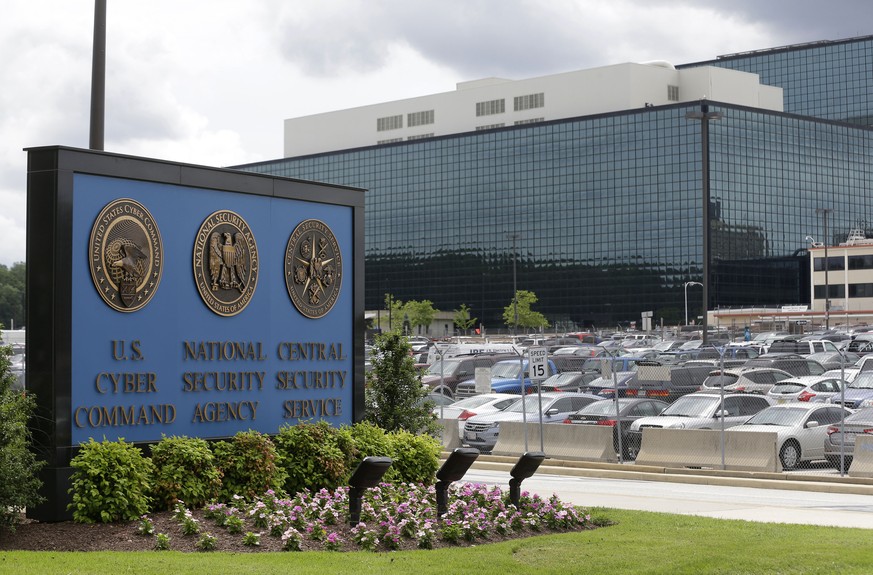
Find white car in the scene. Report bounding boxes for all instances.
[766,375,848,404]
[729,402,852,470]
[433,393,521,436]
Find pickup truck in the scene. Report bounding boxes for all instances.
[453,358,558,398]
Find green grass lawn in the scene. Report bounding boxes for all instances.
[1,508,869,575]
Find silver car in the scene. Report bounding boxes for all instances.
[625,392,773,460]
[766,375,848,404]
[823,407,873,472]
[462,392,603,452]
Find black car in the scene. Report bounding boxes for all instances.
[563,397,669,459]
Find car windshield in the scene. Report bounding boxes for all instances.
[743,407,809,426]
[848,373,873,389]
[492,362,523,378]
[505,396,553,413]
[703,374,737,387]
[426,359,462,376]
[543,372,579,384]
[660,396,718,417]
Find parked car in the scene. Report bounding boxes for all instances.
[701,367,793,394]
[433,393,521,436]
[823,407,873,471]
[766,375,848,404]
[741,354,826,377]
[462,392,603,452]
[807,351,861,371]
[577,371,636,398]
[828,371,873,409]
[453,357,558,398]
[626,363,712,403]
[730,403,851,470]
[845,335,873,356]
[766,339,841,355]
[421,353,516,399]
[625,392,773,460]
[563,397,669,459]
[538,371,600,392]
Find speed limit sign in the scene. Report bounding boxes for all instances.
[528,346,549,381]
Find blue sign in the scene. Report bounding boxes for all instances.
[69,173,355,443]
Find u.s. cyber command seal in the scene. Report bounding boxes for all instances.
[89,198,163,312]
[285,219,342,319]
[192,210,258,316]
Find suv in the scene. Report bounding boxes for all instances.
[627,363,712,403]
[421,353,515,399]
[700,367,793,394]
[767,339,840,355]
[741,354,826,377]
[625,392,773,459]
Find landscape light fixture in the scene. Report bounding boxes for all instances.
[508,451,546,508]
[435,447,480,516]
[348,456,392,525]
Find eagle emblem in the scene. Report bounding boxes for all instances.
[89,198,163,312]
[193,210,258,316]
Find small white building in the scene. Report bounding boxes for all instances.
[807,229,873,326]
[284,62,782,157]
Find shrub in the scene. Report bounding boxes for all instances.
[274,421,354,495]
[0,344,45,531]
[68,438,153,523]
[150,435,222,510]
[343,420,391,462]
[384,429,441,485]
[213,430,286,502]
[364,331,440,435]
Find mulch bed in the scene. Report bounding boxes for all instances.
[0,509,591,553]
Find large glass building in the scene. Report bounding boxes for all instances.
[239,36,873,333]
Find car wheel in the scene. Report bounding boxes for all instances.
[780,440,801,471]
[625,437,641,461]
[826,455,852,473]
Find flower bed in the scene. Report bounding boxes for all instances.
[136,482,593,552]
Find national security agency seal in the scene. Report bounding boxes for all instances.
[89,198,163,312]
[285,219,342,318]
[193,210,258,316]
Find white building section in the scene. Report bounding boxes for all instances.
[284,62,783,157]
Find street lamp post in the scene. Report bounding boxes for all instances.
[686,103,723,345]
[817,208,834,329]
[684,281,702,327]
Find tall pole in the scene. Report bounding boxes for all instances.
[89,0,107,150]
[817,208,833,329]
[684,281,702,326]
[686,103,722,345]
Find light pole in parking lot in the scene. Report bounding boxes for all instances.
[684,281,702,327]
[816,208,834,329]
[686,103,723,344]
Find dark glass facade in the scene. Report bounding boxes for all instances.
[239,38,873,332]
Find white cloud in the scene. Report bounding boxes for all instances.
[0,0,869,267]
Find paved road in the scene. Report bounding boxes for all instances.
[463,468,873,529]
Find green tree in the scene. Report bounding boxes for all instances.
[403,299,437,335]
[364,331,439,435]
[453,304,477,335]
[502,290,549,332]
[0,262,26,330]
[0,342,44,530]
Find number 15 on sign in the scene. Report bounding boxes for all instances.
[528,346,549,381]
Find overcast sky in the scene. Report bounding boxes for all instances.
[2,0,871,267]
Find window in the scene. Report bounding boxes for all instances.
[514,93,545,111]
[476,99,505,116]
[515,118,544,125]
[407,110,434,127]
[476,123,505,130]
[377,137,403,145]
[668,85,679,101]
[407,133,434,141]
[377,115,403,132]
